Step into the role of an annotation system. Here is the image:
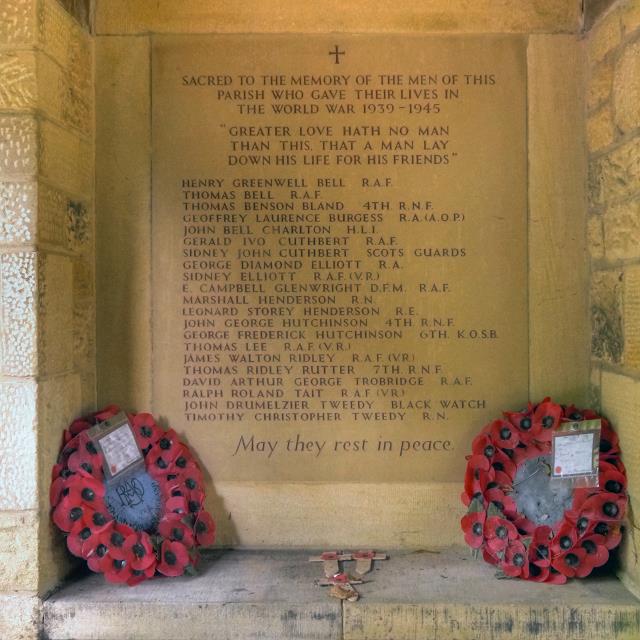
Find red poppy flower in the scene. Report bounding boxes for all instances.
[584,521,623,550]
[485,516,518,553]
[485,488,518,519]
[93,405,121,422]
[195,510,216,546]
[527,564,567,584]
[158,514,195,548]
[66,508,113,558]
[531,399,562,442]
[489,419,520,450]
[68,418,93,437]
[123,531,157,571]
[463,455,494,503]
[164,495,189,516]
[599,420,621,460]
[461,511,486,548]
[157,540,190,577]
[53,494,85,532]
[528,525,553,567]
[504,403,538,440]
[579,534,609,569]
[551,522,578,556]
[64,470,105,507]
[502,541,529,578]
[68,434,104,480]
[130,413,164,449]
[100,553,134,584]
[552,547,589,578]
[98,522,135,557]
[50,476,66,507]
[581,492,627,522]
[599,461,627,495]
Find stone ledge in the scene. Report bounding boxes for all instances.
[43,548,640,640]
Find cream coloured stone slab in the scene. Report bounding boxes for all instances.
[624,265,640,371]
[0,181,35,244]
[39,119,92,199]
[211,481,463,548]
[527,35,589,404]
[0,251,38,376]
[0,510,39,592]
[95,35,152,411]
[95,0,582,35]
[613,39,640,134]
[342,550,640,640]
[44,550,341,640]
[0,594,41,640]
[43,549,640,640]
[601,371,640,594]
[152,33,528,484]
[38,251,73,375]
[0,1,37,49]
[0,380,37,510]
[0,116,38,177]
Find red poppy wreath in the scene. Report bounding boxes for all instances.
[461,398,627,583]
[50,406,216,585]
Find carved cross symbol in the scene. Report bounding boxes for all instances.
[329,45,345,64]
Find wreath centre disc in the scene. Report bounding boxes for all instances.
[512,455,573,527]
[104,468,162,531]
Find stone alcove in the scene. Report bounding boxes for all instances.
[1,1,639,638]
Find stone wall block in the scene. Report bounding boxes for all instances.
[37,0,94,135]
[72,256,95,371]
[588,58,613,112]
[0,181,35,245]
[624,264,640,371]
[39,120,92,198]
[0,511,39,591]
[622,0,640,36]
[605,197,640,261]
[0,595,40,640]
[613,39,640,134]
[1,252,38,376]
[588,214,605,260]
[589,7,622,64]
[587,104,615,151]
[590,137,640,206]
[0,381,37,511]
[38,252,73,376]
[37,373,82,591]
[0,52,37,110]
[0,1,36,48]
[0,116,38,177]
[591,270,624,363]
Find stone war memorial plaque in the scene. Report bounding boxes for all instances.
[152,35,528,482]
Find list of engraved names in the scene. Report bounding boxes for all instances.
[152,35,528,482]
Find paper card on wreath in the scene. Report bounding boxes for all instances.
[551,419,601,488]
[88,412,145,480]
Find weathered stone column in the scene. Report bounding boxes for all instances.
[0,1,94,637]
[586,0,640,597]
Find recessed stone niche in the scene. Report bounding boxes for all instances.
[2,1,640,639]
